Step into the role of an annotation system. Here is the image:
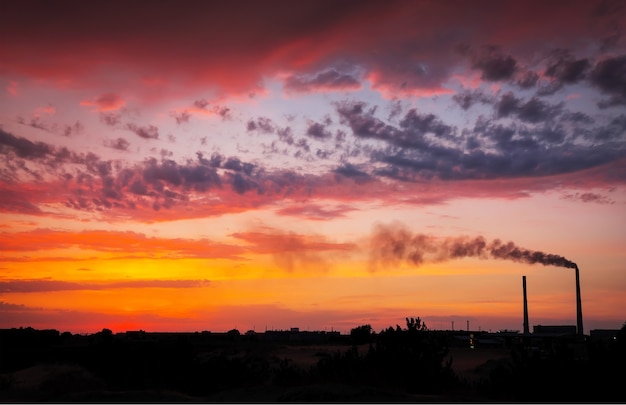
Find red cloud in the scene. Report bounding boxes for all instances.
[275,203,356,220]
[80,93,125,112]
[0,278,211,293]
[0,229,246,260]
[231,227,355,255]
[1,1,612,102]
[283,69,362,93]
[230,227,356,272]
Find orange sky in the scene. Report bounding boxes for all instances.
[1,0,625,335]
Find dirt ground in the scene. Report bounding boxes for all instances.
[446,347,512,381]
[273,343,513,381]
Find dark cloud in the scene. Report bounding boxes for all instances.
[125,123,159,139]
[473,48,517,81]
[142,158,223,191]
[190,99,231,119]
[306,121,332,139]
[495,93,563,123]
[516,71,539,89]
[561,192,615,205]
[223,157,255,175]
[517,98,563,123]
[246,117,275,134]
[100,112,121,127]
[589,55,626,107]
[193,99,210,109]
[0,128,53,158]
[17,115,51,132]
[336,100,456,151]
[495,92,520,118]
[333,163,372,183]
[0,191,43,215]
[0,278,211,293]
[171,110,191,124]
[0,301,35,311]
[63,121,84,137]
[216,106,231,119]
[452,90,493,110]
[129,179,148,195]
[315,148,334,159]
[277,127,295,145]
[589,114,626,141]
[545,51,590,84]
[386,99,404,121]
[334,99,625,182]
[229,172,257,194]
[284,69,361,92]
[399,109,455,139]
[104,137,130,151]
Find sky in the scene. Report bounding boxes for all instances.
[0,0,625,335]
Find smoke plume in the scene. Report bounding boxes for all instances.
[369,223,576,271]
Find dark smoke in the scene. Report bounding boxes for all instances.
[369,223,576,271]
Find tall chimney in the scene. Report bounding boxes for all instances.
[575,265,584,336]
[522,275,529,335]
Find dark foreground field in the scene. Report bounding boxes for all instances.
[1,322,624,402]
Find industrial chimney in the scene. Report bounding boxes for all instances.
[522,275,529,335]
[575,265,583,336]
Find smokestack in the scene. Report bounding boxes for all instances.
[575,265,583,336]
[522,275,529,335]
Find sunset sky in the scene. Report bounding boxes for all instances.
[1,0,625,335]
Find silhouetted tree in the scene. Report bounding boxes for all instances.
[97,328,113,344]
[315,317,457,395]
[370,317,455,394]
[350,324,373,345]
[226,328,241,341]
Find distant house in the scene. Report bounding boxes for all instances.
[590,329,619,342]
[532,325,577,336]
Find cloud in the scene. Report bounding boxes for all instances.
[472,47,518,81]
[0,0,621,106]
[104,137,130,151]
[333,163,372,183]
[284,69,361,93]
[170,99,232,123]
[495,93,563,123]
[125,123,159,139]
[545,50,590,84]
[100,112,122,126]
[0,109,624,223]
[561,191,615,205]
[275,203,356,220]
[0,1,619,104]
[0,301,35,311]
[0,229,245,260]
[246,117,276,134]
[80,93,125,112]
[589,55,626,107]
[170,110,191,124]
[306,121,332,139]
[333,98,626,183]
[0,278,211,293]
[452,89,494,110]
[0,128,53,158]
[516,71,540,89]
[230,227,356,272]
